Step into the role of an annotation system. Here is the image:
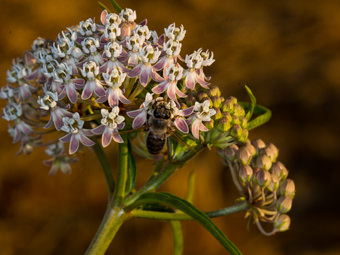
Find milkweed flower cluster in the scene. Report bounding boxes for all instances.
[218,139,295,235]
[1,7,294,237]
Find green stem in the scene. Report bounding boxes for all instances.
[85,208,131,255]
[170,221,183,255]
[131,201,249,221]
[124,148,203,207]
[93,140,115,199]
[113,134,129,207]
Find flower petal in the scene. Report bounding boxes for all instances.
[132,111,147,129]
[152,80,168,94]
[112,132,124,143]
[128,64,142,78]
[79,133,95,147]
[139,66,150,86]
[167,82,177,102]
[127,108,143,118]
[69,134,80,154]
[94,80,106,97]
[181,106,194,116]
[66,85,78,104]
[199,122,209,132]
[174,118,189,133]
[102,128,112,147]
[151,69,164,82]
[118,90,131,104]
[81,81,93,100]
[175,86,187,98]
[191,119,200,139]
[59,133,72,143]
[185,72,196,90]
[73,78,85,89]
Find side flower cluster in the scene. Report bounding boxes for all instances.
[218,139,295,235]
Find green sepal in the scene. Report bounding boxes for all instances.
[244,85,256,120]
[109,0,122,12]
[130,192,242,255]
[125,139,137,195]
[239,102,272,130]
[98,1,111,12]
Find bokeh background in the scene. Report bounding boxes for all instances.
[0,0,339,254]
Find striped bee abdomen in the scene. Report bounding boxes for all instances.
[146,132,167,155]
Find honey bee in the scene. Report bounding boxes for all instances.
[146,99,172,155]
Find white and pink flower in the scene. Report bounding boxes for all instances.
[92,107,125,147]
[189,100,216,139]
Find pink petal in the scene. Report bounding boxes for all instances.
[66,85,78,104]
[128,64,142,78]
[185,73,196,90]
[180,106,194,116]
[23,50,36,66]
[108,89,119,107]
[79,133,95,147]
[83,129,94,136]
[118,91,131,104]
[100,10,108,25]
[175,86,187,98]
[191,119,200,139]
[158,34,165,45]
[112,132,124,143]
[132,111,147,129]
[139,19,147,26]
[152,80,168,94]
[102,128,112,148]
[139,66,150,86]
[151,70,164,82]
[52,111,63,130]
[153,57,166,71]
[96,95,107,104]
[127,108,143,118]
[81,81,93,100]
[117,122,125,129]
[25,69,39,80]
[69,134,80,154]
[44,117,53,129]
[59,134,72,143]
[94,80,106,97]
[174,118,189,133]
[73,78,85,89]
[167,82,177,102]
[100,62,109,73]
[199,122,209,132]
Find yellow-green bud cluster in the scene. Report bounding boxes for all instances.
[218,139,295,235]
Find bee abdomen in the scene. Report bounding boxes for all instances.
[146,132,166,155]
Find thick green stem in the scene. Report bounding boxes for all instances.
[131,201,249,220]
[113,134,129,207]
[85,208,130,255]
[170,221,183,255]
[93,140,115,199]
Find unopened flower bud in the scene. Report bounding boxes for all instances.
[211,96,222,108]
[255,168,272,187]
[276,196,293,213]
[239,129,249,143]
[271,161,288,181]
[274,214,291,232]
[230,124,243,139]
[218,144,239,161]
[205,119,214,129]
[217,117,231,132]
[239,165,253,184]
[208,86,221,97]
[231,115,241,125]
[197,92,209,101]
[267,175,279,192]
[213,107,223,120]
[222,98,234,113]
[255,154,272,170]
[251,139,266,152]
[233,104,245,117]
[237,143,255,165]
[264,143,279,161]
[278,179,295,198]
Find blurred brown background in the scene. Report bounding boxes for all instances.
[0,0,339,254]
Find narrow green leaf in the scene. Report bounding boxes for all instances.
[170,221,184,255]
[131,192,242,255]
[109,0,122,12]
[244,85,256,120]
[98,1,110,12]
[125,139,137,195]
[238,102,272,130]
